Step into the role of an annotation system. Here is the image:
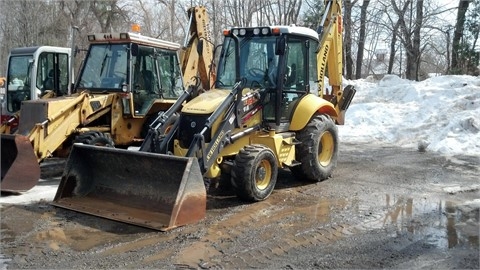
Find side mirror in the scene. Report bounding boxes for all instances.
[276,36,286,55]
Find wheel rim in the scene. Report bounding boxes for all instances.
[318,131,334,166]
[255,159,272,190]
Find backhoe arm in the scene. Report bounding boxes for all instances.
[180,6,216,90]
[317,0,355,125]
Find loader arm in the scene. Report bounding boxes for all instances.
[185,81,246,174]
[317,0,355,125]
[1,91,113,192]
[0,113,19,134]
[139,83,199,153]
[25,92,114,162]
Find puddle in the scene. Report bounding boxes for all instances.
[366,194,479,249]
[34,227,125,251]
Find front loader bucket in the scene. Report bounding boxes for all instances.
[52,144,206,231]
[1,134,40,193]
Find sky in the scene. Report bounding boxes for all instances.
[1,74,479,205]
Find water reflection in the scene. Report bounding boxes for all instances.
[381,195,479,249]
[383,195,414,233]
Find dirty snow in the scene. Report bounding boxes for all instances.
[1,74,479,205]
[340,74,480,156]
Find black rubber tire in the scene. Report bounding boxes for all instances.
[74,131,115,147]
[232,144,278,202]
[291,113,338,182]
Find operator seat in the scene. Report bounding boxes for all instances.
[142,70,155,93]
[43,69,54,90]
[286,64,297,87]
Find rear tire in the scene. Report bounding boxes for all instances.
[232,145,278,202]
[75,131,115,147]
[291,113,338,181]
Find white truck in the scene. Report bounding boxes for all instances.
[1,46,73,132]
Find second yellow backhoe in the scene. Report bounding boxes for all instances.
[0,6,215,193]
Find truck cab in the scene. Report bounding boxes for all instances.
[2,46,72,130]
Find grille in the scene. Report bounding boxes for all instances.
[178,114,211,148]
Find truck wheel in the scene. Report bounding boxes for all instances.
[75,131,114,147]
[232,145,278,202]
[291,113,338,182]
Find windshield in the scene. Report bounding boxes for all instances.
[6,55,33,112]
[216,35,279,89]
[77,44,128,90]
[156,49,184,99]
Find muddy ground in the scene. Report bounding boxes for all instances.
[1,142,479,269]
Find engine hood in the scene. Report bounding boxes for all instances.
[181,89,230,114]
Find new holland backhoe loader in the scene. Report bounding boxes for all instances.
[52,0,355,231]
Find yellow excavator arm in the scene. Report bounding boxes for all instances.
[180,6,216,90]
[317,0,354,125]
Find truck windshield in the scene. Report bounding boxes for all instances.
[6,55,33,112]
[77,44,128,91]
[216,35,279,89]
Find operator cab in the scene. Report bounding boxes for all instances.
[75,33,184,116]
[5,46,70,113]
[216,26,320,132]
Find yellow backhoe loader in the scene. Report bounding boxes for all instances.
[1,7,215,193]
[53,0,355,231]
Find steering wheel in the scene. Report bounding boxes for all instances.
[247,68,266,78]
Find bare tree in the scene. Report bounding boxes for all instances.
[390,0,424,80]
[0,0,474,79]
[355,0,369,79]
[90,0,131,32]
[384,1,408,75]
[259,0,302,25]
[450,0,472,74]
[344,0,358,79]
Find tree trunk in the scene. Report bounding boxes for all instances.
[412,0,423,80]
[344,0,356,80]
[387,22,399,74]
[391,0,424,81]
[450,0,471,73]
[355,0,369,79]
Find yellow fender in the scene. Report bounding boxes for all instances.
[289,94,337,131]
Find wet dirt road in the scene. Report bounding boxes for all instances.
[1,142,479,269]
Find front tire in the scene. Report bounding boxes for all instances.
[75,131,115,147]
[291,113,338,181]
[232,145,278,202]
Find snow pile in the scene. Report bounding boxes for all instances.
[339,74,480,156]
